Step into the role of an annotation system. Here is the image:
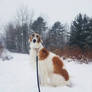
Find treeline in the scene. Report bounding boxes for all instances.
[4,8,92,54]
[70,14,92,52]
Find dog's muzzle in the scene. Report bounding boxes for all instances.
[33,39,36,43]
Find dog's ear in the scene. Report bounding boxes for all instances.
[41,39,43,43]
[29,35,32,42]
[37,34,42,43]
[40,35,43,43]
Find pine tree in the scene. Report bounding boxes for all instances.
[86,18,92,49]
[69,13,90,51]
[31,16,47,34]
[48,21,66,48]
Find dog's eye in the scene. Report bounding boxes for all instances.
[32,34,34,37]
[36,35,39,38]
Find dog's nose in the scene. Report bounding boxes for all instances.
[33,39,36,43]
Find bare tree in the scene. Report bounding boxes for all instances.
[5,6,34,53]
[15,6,34,53]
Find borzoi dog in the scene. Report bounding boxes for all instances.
[29,33,70,87]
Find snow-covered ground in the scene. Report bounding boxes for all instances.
[0,53,92,92]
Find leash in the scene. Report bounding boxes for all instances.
[36,56,41,92]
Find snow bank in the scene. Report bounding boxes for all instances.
[0,49,13,61]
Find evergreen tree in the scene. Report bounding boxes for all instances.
[69,13,90,51]
[48,21,66,48]
[86,18,92,49]
[31,16,47,34]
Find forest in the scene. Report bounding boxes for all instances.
[0,7,92,62]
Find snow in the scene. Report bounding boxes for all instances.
[0,53,92,92]
[0,49,13,61]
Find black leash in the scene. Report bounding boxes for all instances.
[36,56,41,92]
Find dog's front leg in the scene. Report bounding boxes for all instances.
[39,71,49,86]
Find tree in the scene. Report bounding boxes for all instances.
[48,21,66,49]
[22,23,29,53]
[5,23,17,51]
[31,16,47,35]
[85,18,92,49]
[5,7,33,53]
[69,13,92,51]
[15,7,30,53]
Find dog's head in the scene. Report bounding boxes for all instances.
[29,33,42,49]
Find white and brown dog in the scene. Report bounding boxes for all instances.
[29,33,70,87]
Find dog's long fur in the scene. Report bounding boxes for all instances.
[29,33,70,87]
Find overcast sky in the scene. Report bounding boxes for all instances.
[0,0,92,27]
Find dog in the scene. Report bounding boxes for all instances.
[29,33,70,87]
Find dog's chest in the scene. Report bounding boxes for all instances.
[30,49,37,62]
[30,49,54,74]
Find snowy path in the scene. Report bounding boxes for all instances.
[0,53,92,92]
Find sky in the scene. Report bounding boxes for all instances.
[0,0,92,27]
